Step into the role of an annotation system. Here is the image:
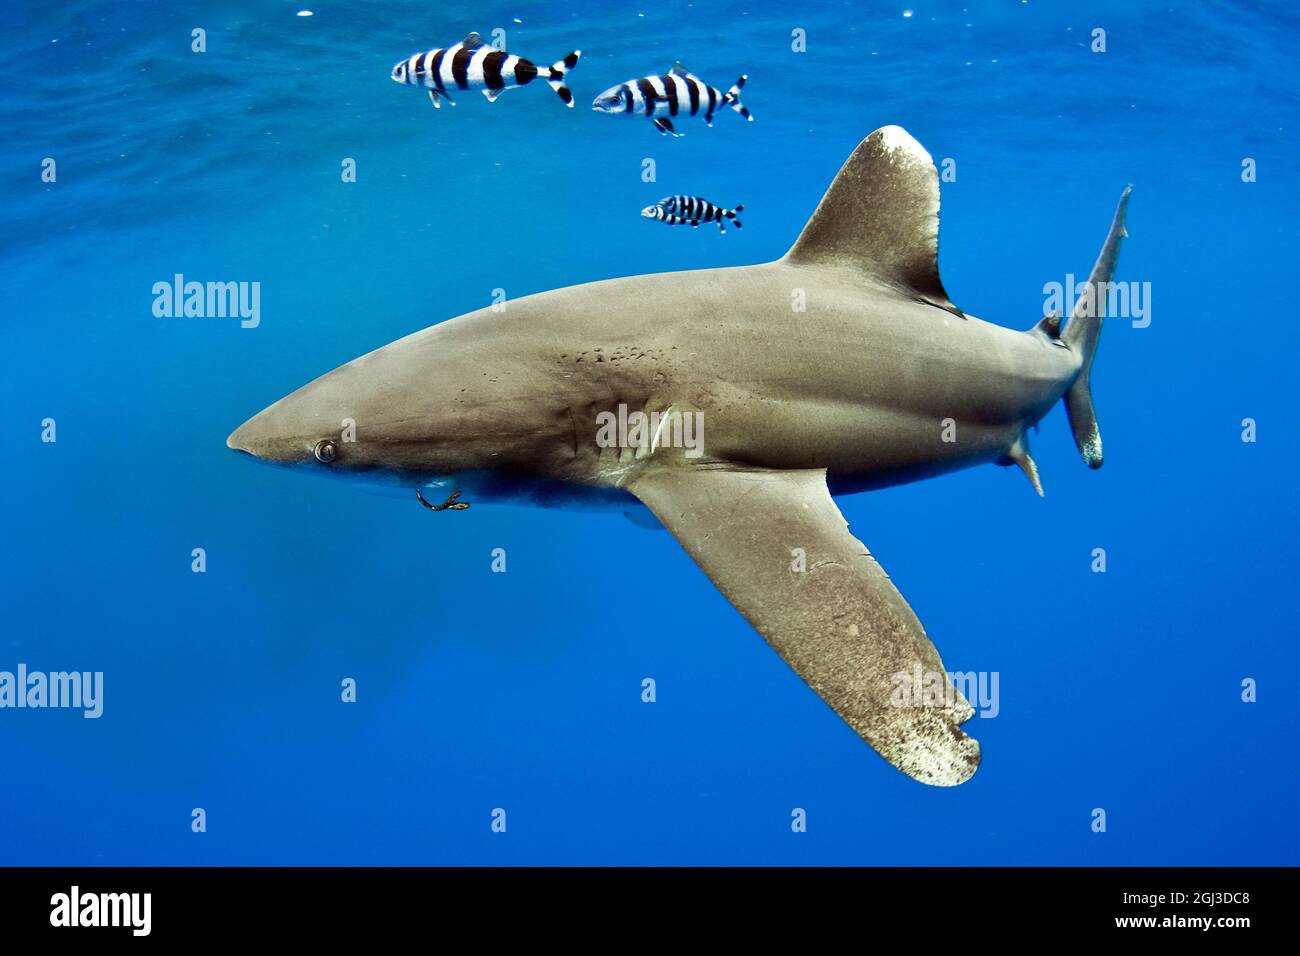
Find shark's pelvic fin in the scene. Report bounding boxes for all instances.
[784,125,963,318]
[1007,435,1044,497]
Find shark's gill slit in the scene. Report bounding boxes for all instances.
[415,488,470,511]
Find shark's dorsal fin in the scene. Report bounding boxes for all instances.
[669,62,691,76]
[786,125,961,317]
[461,32,485,50]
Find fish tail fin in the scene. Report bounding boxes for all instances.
[723,75,752,121]
[547,51,580,106]
[1061,186,1132,469]
[730,203,744,216]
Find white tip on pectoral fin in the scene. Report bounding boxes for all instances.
[627,465,981,787]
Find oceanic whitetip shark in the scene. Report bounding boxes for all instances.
[228,125,1130,786]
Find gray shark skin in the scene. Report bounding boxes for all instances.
[228,126,1130,786]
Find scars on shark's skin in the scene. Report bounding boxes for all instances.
[227,125,1130,787]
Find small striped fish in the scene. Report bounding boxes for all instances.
[642,196,744,234]
[390,32,580,109]
[592,63,751,136]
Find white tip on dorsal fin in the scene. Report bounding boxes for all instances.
[462,32,485,49]
[785,125,962,318]
[669,62,691,76]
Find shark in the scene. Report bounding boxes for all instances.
[227,125,1130,786]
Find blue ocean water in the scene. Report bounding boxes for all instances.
[2,0,1297,865]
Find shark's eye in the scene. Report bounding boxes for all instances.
[314,439,338,464]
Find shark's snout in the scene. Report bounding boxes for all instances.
[226,409,289,462]
[226,424,251,454]
[225,394,329,466]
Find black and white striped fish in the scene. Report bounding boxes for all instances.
[592,63,751,136]
[642,196,744,234]
[390,32,580,109]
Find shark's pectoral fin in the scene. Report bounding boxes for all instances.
[628,464,980,786]
[622,507,665,531]
[785,125,963,318]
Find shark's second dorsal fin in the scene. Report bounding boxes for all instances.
[1034,311,1063,339]
[785,125,961,317]
[461,32,485,50]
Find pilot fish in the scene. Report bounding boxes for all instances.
[642,196,744,233]
[390,32,580,109]
[592,63,751,136]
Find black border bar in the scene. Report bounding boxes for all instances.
[0,866,1289,940]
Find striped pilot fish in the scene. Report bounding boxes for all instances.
[642,196,744,234]
[592,63,751,136]
[390,32,580,109]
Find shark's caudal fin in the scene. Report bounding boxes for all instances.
[784,126,962,318]
[1061,186,1133,469]
[546,51,581,106]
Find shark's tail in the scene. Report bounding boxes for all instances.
[1060,186,1132,469]
[546,51,581,106]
